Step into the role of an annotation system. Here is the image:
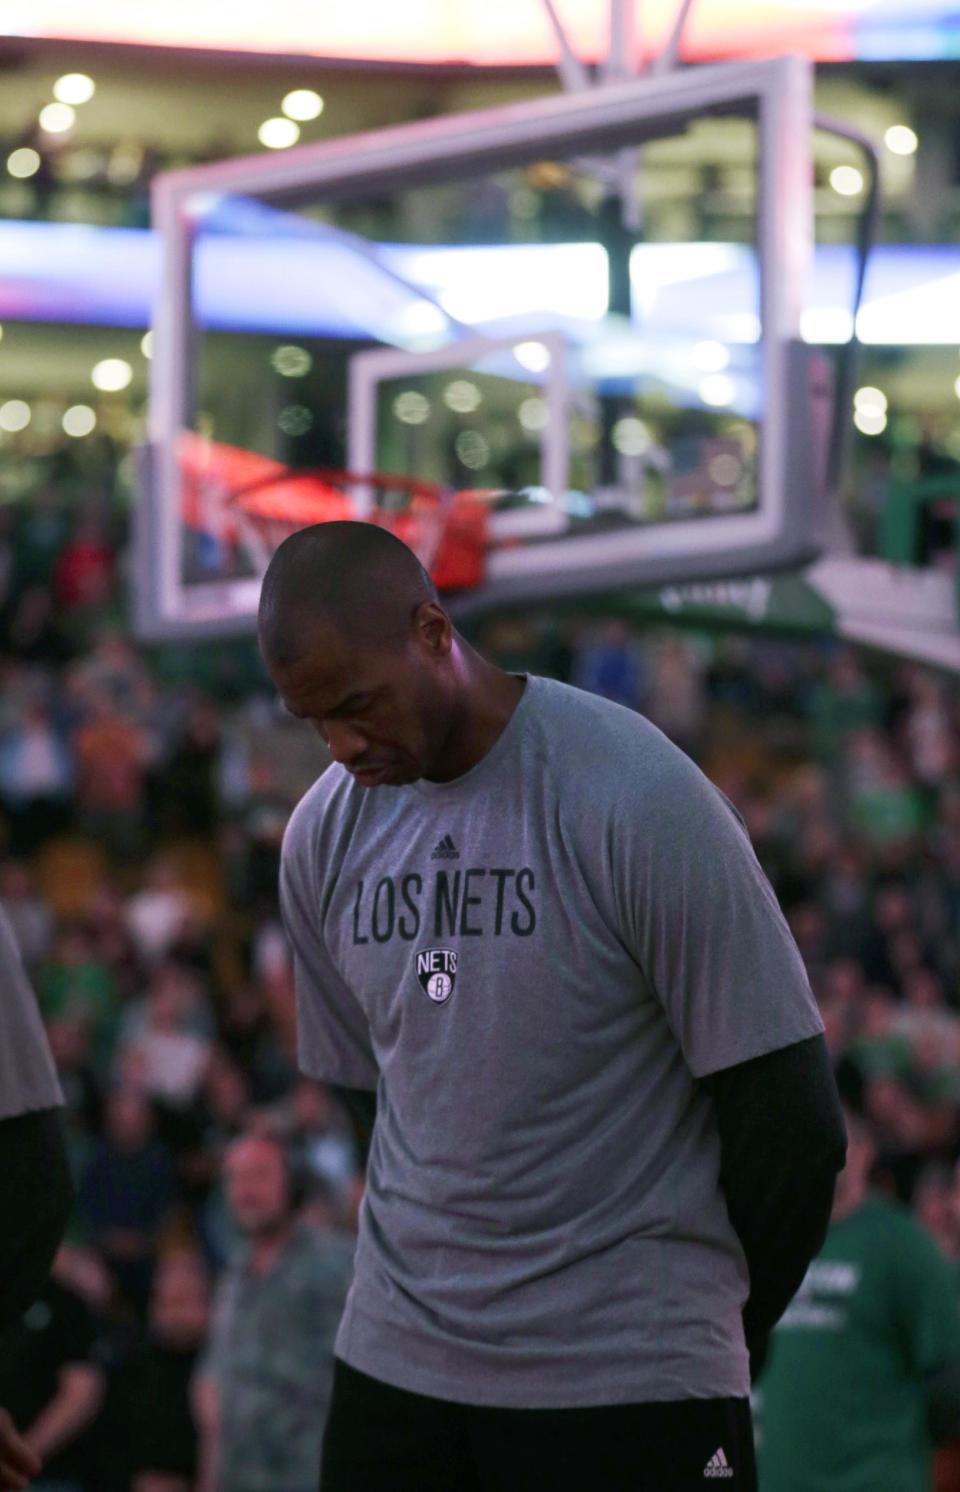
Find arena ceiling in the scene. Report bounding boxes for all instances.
[3,1,960,67]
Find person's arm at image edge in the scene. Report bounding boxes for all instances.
[0,1108,74,1491]
[702,1032,847,1376]
[0,904,74,1329]
[0,909,75,1490]
[0,1106,73,1332]
[21,1362,104,1463]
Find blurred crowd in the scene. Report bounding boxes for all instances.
[2,484,960,1487]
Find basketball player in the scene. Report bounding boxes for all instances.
[0,909,73,1490]
[257,522,847,1492]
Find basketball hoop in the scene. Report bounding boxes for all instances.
[227,467,451,577]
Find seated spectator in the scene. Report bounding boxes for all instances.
[807,647,883,761]
[38,924,119,1078]
[914,1163,960,1260]
[101,1251,210,1492]
[645,632,706,752]
[0,858,54,971]
[153,694,221,837]
[0,1248,106,1492]
[83,880,139,985]
[124,858,194,967]
[286,1080,359,1219]
[903,669,956,792]
[572,620,647,712]
[71,693,154,861]
[10,485,70,596]
[117,965,213,1113]
[848,987,912,1082]
[66,626,156,723]
[119,957,213,1044]
[0,700,73,854]
[45,1015,103,1178]
[77,1086,177,1314]
[220,982,298,1105]
[52,509,116,620]
[6,586,72,666]
[848,734,927,850]
[202,1049,253,1148]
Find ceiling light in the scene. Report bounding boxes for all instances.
[884,125,918,157]
[612,417,651,456]
[699,374,736,407]
[854,408,887,436]
[514,341,551,373]
[830,165,864,198]
[91,358,132,392]
[282,90,324,122]
[0,401,31,432]
[854,386,888,417]
[443,380,482,414]
[518,398,549,433]
[53,73,95,105]
[39,103,76,134]
[454,430,489,470]
[258,118,300,150]
[6,148,40,179]
[62,405,96,437]
[394,391,430,425]
[692,340,730,373]
[271,344,312,377]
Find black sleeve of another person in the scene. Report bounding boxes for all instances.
[701,1033,847,1380]
[0,1107,74,1331]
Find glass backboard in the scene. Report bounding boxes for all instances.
[138,56,823,639]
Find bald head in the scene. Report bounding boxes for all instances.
[258,520,438,669]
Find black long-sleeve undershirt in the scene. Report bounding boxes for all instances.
[0,1106,74,1331]
[330,1085,377,1169]
[702,1032,847,1376]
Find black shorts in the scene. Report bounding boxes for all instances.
[320,1357,757,1492]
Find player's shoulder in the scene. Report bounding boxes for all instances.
[532,675,664,749]
[282,761,357,867]
[531,677,749,851]
[531,675,704,795]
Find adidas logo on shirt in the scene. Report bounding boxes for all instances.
[431,835,460,860]
[704,1447,734,1479]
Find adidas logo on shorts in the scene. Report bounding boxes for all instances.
[431,834,460,860]
[704,1447,734,1479]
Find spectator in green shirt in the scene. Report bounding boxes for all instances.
[38,925,119,1076]
[757,1108,960,1492]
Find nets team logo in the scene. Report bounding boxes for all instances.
[416,947,458,1004]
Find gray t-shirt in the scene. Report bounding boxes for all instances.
[280,674,823,1409]
[0,906,62,1120]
